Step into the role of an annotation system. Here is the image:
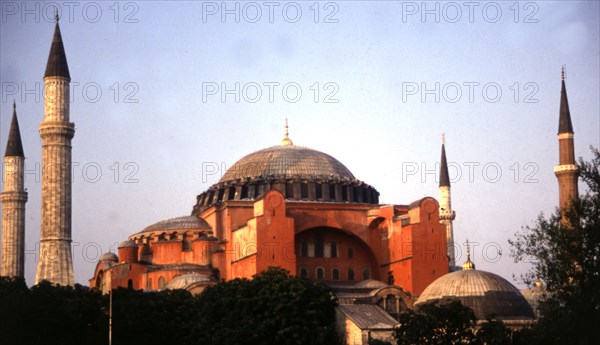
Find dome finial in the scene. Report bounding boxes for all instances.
[462,239,475,270]
[280,118,293,146]
[562,65,566,80]
[442,133,445,145]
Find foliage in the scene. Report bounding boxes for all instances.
[368,339,393,345]
[475,316,512,345]
[191,267,339,345]
[510,147,600,345]
[394,300,478,345]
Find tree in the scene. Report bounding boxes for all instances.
[510,147,600,345]
[191,267,339,345]
[394,300,478,345]
[475,316,512,345]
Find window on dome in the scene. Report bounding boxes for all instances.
[301,182,308,199]
[241,185,248,199]
[300,241,308,257]
[286,183,294,198]
[316,183,322,199]
[331,241,338,258]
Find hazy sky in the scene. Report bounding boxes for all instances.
[1,1,598,287]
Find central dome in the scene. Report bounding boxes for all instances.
[191,123,380,214]
[219,145,356,183]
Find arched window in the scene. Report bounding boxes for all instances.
[127,279,133,289]
[332,268,340,280]
[331,241,338,258]
[363,268,370,280]
[316,267,324,280]
[147,278,153,290]
[348,268,355,281]
[300,267,309,279]
[158,276,166,290]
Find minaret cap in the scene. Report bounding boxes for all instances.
[5,100,25,157]
[44,16,70,79]
[439,133,450,187]
[280,118,294,146]
[558,65,573,134]
[462,239,475,270]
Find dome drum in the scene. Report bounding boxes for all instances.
[192,175,379,214]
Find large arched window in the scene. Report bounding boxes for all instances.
[316,267,324,280]
[348,268,355,281]
[332,268,340,280]
[299,267,309,279]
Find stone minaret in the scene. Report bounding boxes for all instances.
[1,102,28,278]
[35,16,75,285]
[554,66,579,212]
[439,134,456,270]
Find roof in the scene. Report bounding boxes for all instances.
[5,103,24,157]
[416,269,534,320]
[44,21,70,79]
[118,240,137,248]
[140,215,211,233]
[558,79,573,134]
[100,252,118,262]
[338,304,399,330]
[219,144,356,183]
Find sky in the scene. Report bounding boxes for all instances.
[0,1,598,287]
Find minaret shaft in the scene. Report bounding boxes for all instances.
[438,137,456,269]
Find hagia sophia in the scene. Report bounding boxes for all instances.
[1,16,581,345]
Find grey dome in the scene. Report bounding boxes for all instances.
[100,252,118,262]
[118,240,137,248]
[416,269,534,320]
[220,145,356,183]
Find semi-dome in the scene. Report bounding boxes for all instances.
[164,273,212,291]
[192,123,380,214]
[118,240,137,248]
[416,268,534,320]
[140,215,211,233]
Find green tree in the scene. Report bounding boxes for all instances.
[191,267,339,345]
[510,147,600,345]
[475,316,512,345]
[394,300,478,345]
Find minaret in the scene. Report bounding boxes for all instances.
[554,66,579,212]
[439,134,456,269]
[1,101,28,278]
[35,15,75,285]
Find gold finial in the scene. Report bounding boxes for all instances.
[442,133,445,145]
[280,118,293,146]
[462,239,475,270]
[562,65,566,80]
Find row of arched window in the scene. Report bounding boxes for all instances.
[299,267,370,281]
[300,240,355,259]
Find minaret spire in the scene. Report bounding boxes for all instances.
[1,101,28,278]
[439,134,456,270]
[280,118,293,146]
[36,21,75,286]
[554,66,579,212]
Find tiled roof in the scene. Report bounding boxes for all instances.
[338,304,398,330]
[140,215,211,233]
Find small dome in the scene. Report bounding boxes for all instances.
[140,215,211,233]
[416,269,534,320]
[164,273,212,291]
[354,279,390,289]
[118,240,137,248]
[100,252,118,262]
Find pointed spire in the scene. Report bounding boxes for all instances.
[5,101,25,157]
[558,65,573,134]
[44,16,70,79]
[439,133,450,187]
[280,118,293,146]
[462,239,475,270]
